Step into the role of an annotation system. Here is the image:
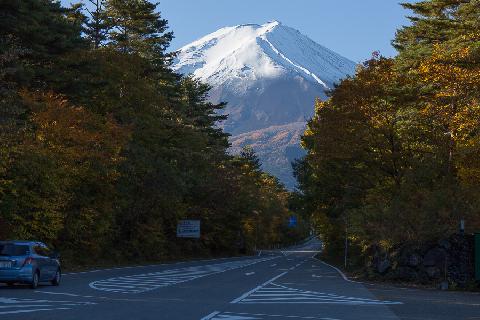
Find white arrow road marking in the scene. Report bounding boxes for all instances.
[90,257,278,294]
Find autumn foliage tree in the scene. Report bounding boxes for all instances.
[0,0,306,265]
[296,0,480,262]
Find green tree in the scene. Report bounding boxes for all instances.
[104,0,173,59]
[83,0,109,48]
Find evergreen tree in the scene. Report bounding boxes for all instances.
[0,0,306,264]
[83,0,109,48]
[104,0,173,60]
[394,0,479,67]
[0,0,85,89]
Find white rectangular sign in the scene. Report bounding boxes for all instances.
[176,220,201,238]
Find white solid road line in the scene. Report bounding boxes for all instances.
[200,311,221,320]
[0,305,53,309]
[35,291,97,299]
[313,258,361,284]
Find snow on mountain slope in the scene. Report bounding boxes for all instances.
[175,21,355,94]
[173,21,356,188]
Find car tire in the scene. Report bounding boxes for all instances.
[6,282,15,287]
[51,269,61,286]
[30,271,39,289]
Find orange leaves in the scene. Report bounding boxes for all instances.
[416,43,480,134]
[20,91,130,169]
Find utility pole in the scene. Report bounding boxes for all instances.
[344,224,348,269]
[253,210,259,252]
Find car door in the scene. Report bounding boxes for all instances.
[41,245,57,277]
[33,244,52,280]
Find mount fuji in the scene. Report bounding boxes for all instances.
[173,21,356,188]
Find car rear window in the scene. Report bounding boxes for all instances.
[0,244,29,256]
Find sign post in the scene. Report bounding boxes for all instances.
[475,233,480,281]
[176,220,201,239]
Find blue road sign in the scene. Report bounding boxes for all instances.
[288,215,297,228]
[177,220,201,238]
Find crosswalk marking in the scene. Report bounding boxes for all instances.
[0,297,95,315]
[89,257,277,294]
[234,282,403,305]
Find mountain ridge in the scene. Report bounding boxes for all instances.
[173,21,356,188]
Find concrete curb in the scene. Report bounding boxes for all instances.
[313,257,363,284]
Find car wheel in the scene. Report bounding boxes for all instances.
[30,271,39,289]
[6,282,15,287]
[51,269,61,286]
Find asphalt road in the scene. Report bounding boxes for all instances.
[0,239,479,320]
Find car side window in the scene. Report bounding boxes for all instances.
[43,246,52,257]
[34,245,51,257]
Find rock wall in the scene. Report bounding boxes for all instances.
[368,233,475,287]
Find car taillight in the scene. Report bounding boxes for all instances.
[23,257,33,266]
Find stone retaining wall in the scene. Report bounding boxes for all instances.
[369,233,475,287]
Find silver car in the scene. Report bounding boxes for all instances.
[0,241,61,289]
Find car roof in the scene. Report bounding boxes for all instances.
[0,240,46,246]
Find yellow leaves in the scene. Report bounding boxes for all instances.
[18,91,132,177]
[414,40,480,184]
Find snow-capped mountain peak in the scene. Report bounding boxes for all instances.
[174,21,355,93]
[173,22,356,188]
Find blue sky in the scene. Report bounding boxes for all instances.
[62,0,414,62]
